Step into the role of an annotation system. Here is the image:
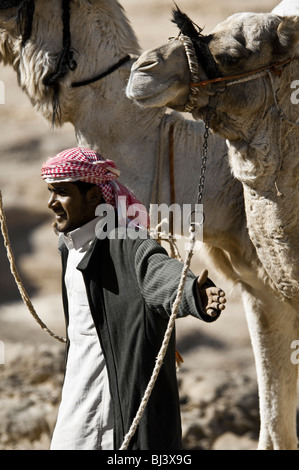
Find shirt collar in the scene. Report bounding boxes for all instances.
[62,217,101,251]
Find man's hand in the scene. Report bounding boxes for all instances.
[197,269,226,317]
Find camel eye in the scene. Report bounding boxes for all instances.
[214,52,242,67]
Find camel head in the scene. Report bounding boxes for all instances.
[126,7,299,141]
[0,0,70,124]
[0,0,140,126]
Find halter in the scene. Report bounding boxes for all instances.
[4,0,131,123]
[175,34,297,112]
[190,57,296,88]
[177,32,299,202]
[71,55,131,88]
[171,35,202,112]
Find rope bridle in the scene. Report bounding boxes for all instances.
[176,32,299,198]
[191,57,296,88]
[10,0,132,123]
[172,35,202,113]
[71,55,131,88]
[174,34,297,113]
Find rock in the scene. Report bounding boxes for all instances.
[0,343,64,450]
[180,371,259,450]
[213,432,257,450]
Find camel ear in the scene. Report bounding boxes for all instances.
[276,16,299,56]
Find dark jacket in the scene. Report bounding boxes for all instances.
[58,226,220,450]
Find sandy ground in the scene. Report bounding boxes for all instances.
[0,0,297,451]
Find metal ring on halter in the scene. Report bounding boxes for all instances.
[169,35,201,112]
[188,208,205,229]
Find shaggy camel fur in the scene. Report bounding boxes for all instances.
[0,0,293,449]
[126,1,299,450]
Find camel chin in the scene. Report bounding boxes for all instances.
[126,76,187,109]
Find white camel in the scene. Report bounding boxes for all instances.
[0,0,292,449]
[127,1,299,450]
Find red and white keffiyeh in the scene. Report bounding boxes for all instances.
[41,147,148,228]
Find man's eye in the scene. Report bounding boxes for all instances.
[57,189,68,195]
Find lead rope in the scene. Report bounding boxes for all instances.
[0,190,66,344]
[120,121,210,450]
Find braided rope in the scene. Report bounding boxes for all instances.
[0,190,66,343]
[168,35,201,113]
[177,35,201,113]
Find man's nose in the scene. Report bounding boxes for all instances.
[48,192,57,208]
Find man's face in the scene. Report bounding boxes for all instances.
[47,182,98,233]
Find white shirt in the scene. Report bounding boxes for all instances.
[50,217,114,450]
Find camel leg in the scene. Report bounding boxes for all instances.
[241,287,299,450]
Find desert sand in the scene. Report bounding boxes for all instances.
[0,0,296,451]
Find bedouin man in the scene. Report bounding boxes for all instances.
[41,147,226,450]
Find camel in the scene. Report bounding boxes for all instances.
[0,0,293,450]
[126,1,299,450]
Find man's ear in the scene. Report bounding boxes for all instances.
[87,186,102,206]
[275,16,299,57]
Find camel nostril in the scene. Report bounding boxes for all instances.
[132,58,159,72]
[137,61,159,71]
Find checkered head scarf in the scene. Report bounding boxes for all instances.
[41,147,148,228]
